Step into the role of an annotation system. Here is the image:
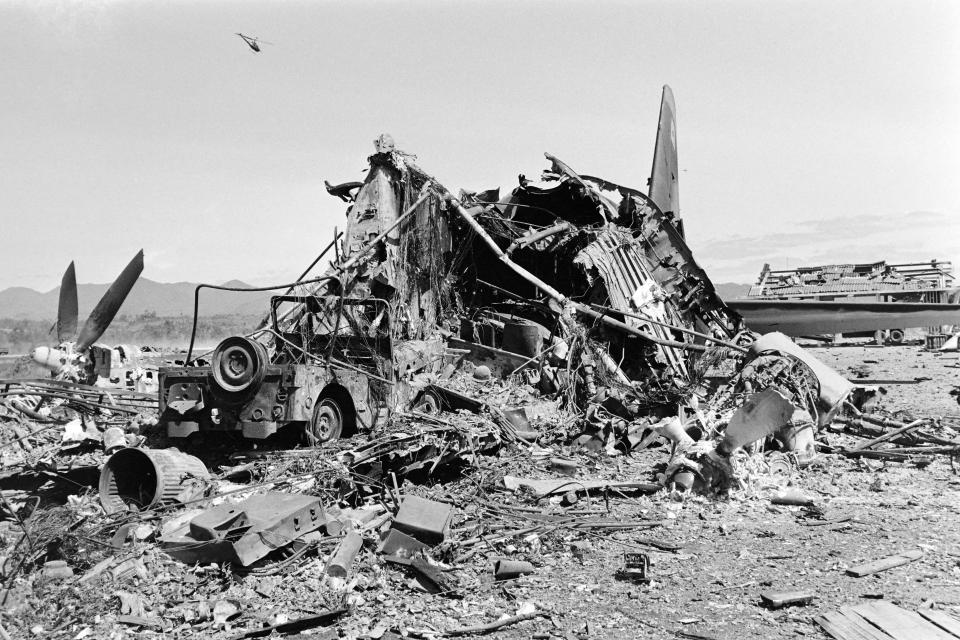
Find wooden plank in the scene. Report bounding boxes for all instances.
[815,610,894,640]
[846,550,923,577]
[839,608,900,640]
[918,609,960,638]
[853,602,955,640]
[815,612,873,640]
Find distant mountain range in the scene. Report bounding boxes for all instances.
[0,278,276,320]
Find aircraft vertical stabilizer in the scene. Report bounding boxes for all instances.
[649,85,681,235]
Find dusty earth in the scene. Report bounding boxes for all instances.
[2,344,959,639]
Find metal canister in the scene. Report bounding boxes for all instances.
[99,447,209,514]
[102,427,127,453]
[502,321,541,357]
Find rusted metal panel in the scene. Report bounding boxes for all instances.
[160,491,330,566]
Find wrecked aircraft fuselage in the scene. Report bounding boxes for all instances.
[159,87,750,445]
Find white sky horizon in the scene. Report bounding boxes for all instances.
[2,0,958,292]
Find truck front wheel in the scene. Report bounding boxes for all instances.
[307,397,344,444]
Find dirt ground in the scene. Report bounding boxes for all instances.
[810,342,960,417]
[2,343,959,639]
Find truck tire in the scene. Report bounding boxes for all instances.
[307,397,344,444]
[210,336,267,395]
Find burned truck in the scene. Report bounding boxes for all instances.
[159,139,460,445]
[159,288,448,444]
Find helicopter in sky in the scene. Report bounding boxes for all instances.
[235,33,273,53]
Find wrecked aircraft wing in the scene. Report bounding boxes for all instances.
[730,259,960,339]
[730,298,960,338]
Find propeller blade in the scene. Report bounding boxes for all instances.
[57,261,78,344]
[76,250,144,351]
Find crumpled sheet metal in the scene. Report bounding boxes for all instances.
[343,414,503,485]
[341,161,401,287]
[308,135,743,395]
[555,164,739,337]
[557,159,740,341]
[749,332,853,425]
[574,228,687,376]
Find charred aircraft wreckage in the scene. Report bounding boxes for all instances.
[158,87,853,489]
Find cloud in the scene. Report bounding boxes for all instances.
[692,211,960,283]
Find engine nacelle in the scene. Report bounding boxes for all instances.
[32,345,70,374]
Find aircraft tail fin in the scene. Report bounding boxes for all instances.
[649,85,681,234]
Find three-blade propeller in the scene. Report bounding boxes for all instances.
[57,250,144,350]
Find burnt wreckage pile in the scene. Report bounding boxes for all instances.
[323,138,745,427]
[160,140,715,446]
[155,127,859,492]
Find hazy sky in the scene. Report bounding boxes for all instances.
[1,0,958,292]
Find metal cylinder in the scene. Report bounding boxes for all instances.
[99,447,209,514]
[501,321,541,356]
